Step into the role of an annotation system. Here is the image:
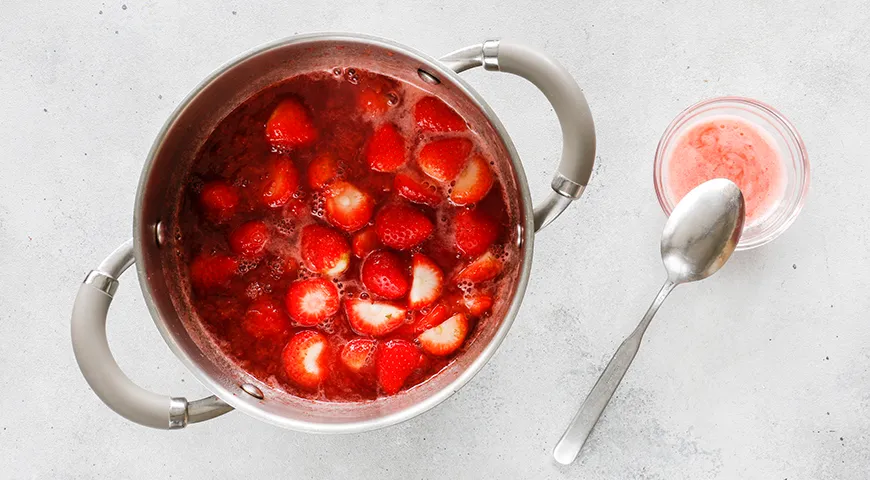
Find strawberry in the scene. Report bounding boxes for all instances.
[464,293,494,316]
[262,155,299,208]
[454,208,499,258]
[408,253,443,309]
[340,338,377,373]
[417,138,472,183]
[374,203,434,250]
[242,298,290,338]
[450,154,494,206]
[344,298,408,337]
[282,330,330,390]
[377,339,422,395]
[285,277,340,326]
[455,251,503,283]
[418,313,469,356]
[300,224,350,276]
[365,123,406,172]
[324,180,375,232]
[199,181,238,221]
[394,172,442,207]
[189,253,238,291]
[307,153,339,190]
[265,98,318,149]
[392,302,451,337]
[358,87,390,117]
[361,250,410,299]
[414,96,467,133]
[228,221,269,257]
[351,227,382,259]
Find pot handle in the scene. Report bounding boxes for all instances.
[71,239,233,429]
[440,40,596,232]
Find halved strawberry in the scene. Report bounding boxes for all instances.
[377,339,422,395]
[324,180,375,232]
[242,298,290,338]
[199,181,238,221]
[454,208,499,258]
[414,96,467,133]
[189,253,238,291]
[464,293,494,316]
[340,338,377,373]
[262,155,299,208]
[394,172,442,207]
[361,250,409,299]
[345,298,407,337]
[285,277,340,326]
[418,313,469,356]
[282,330,330,390]
[351,227,382,259]
[417,138,472,183]
[300,224,350,276]
[358,87,390,117]
[392,302,451,337]
[229,221,269,257]
[455,251,503,283]
[265,98,318,149]
[365,123,406,172]
[450,154,494,206]
[374,203,434,250]
[307,153,339,190]
[408,253,443,309]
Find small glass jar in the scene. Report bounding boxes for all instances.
[653,96,810,250]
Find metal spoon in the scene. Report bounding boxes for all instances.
[553,178,745,465]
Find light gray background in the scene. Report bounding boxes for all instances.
[2,1,868,478]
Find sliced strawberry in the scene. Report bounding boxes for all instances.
[394,172,442,207]
[345,298,407,337]
[408,253,443,309]
[414,96,467,133]
[417,138,472,183]
[365,123,406,172]
[455,251,503,283]
[454,208,499,258]
[351,227,382,259]
[392,302,451,337]
[228,221,269,257]
[374,203,434,250]
[282,330,330,390]
[262,155,299,208]
[285,277,340,326]
[265,98,318,149]
[300,224,350,276]
[377,339,422,395]
[324,180,375,232]
[358,87,390,117]
[307,153,339,190]
[418,313,469,356]
[242,298,290,338]
[340,338,377,373]
[464,293,494,316]
[285,197,309,219]
[450,154,494,206]
[361,250,410,299]
[189,253,238,291]
[199,181,239,221]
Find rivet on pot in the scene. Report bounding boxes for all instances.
[417,68,440,85]
[154,220,168,248]
[241,383,264,399]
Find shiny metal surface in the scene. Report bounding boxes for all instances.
[240,383,265,400]
[553,179,744,464]
[83,271,119,297]
[187,395,234,424]
[168,397,188,429]
[533,191,573,232]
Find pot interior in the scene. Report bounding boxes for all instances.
[134,34,532,432]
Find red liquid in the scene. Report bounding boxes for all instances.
[175,68,518,401]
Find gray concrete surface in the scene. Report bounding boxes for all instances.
[2,1,868,478]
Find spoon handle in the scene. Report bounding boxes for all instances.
[553,281,677,465]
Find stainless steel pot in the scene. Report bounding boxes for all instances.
[71,33,596,432]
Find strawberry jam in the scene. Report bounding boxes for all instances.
[175,68,519,401]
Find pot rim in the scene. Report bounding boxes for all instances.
[132,32,536,433]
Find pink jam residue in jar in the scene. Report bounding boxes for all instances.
[666,115,785,222]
